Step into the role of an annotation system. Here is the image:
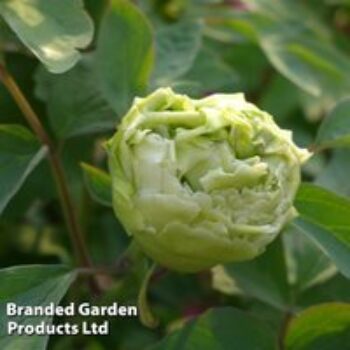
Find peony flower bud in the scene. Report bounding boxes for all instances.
[107,88,310,272]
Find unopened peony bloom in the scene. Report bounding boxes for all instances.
[107,88,310,272]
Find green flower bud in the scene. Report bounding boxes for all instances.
[107,88,311,272]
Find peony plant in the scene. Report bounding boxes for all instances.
[107,88,310,272]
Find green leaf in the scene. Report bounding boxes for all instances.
[240,1,350,98]
[316,150,350,197]
[315,97,350,149]
[0,265,76,350]
[259,75,299,121]
[81,163,112,207]
[101,240,150,306]
[0,125,47,215]
[259,29,350,98]
[35,58,116,139]
[222,43,269,92]
[84,0,109,31]
[152,19,203,85]
[297,274,350,307]
[0,0,94,73]
[294,183,350,279]
[149,307,277,350]
[225,237,290,310]
[0,54,39,125]
[96,0,154,116]
[177,46,238,97]
[283,227,336,292]
[285,303,350,350]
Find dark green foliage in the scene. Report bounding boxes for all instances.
[0,0,349,349]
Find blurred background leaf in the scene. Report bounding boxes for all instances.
[0,0,94,73]
[151,18,203,86]
[95,0,154,116]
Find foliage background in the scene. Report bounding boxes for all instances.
[0,0,350,349]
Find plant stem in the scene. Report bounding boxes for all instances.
[278,311,293,350]
[0,64,95,274]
